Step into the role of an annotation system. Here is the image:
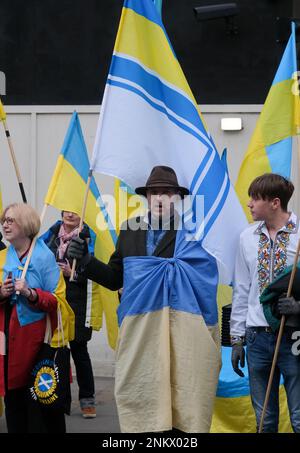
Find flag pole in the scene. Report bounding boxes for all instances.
[258,238,300,433]
[15,203,49,294]
[0,98,27,203]
[69,170,93,281]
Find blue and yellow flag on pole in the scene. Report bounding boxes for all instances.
[44,112,119,349]
[91,0,247,285]
[236,22,300,221]
[114,179,146,234]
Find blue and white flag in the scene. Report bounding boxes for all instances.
[91,0,247,284]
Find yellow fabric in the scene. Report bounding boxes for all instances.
[211,386,292,433]
[0,249,7,280]
[50,272,75,347]
[115,308,221,433]
[45,156,119,349]
[0,100,6,122]
[116,8,192,99]
[114,179,146,234]
[116,7,207,127]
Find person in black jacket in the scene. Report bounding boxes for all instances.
[41,211,96,419]
[68,167,187,290]
[66,166,221,433]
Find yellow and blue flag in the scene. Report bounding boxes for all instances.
[44,111,119,349]
[91,0,247,284]
[236,22,300,221]
[211,346,292,432]
[114,179,146,234]
[0,239,75,346]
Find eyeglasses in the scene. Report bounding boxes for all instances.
[1,217,15,225]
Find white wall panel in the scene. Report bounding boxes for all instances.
[0,105,298,376]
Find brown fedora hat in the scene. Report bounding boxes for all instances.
[135,166,189,197]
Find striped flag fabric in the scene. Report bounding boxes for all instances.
[91,0,247,284]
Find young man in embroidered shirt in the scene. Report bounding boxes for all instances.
[230,173,300,433]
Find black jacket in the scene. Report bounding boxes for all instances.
[43,221,92,342]
[82,216,177,291]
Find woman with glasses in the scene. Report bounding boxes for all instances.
[41,211,96,419]
[0,203,74,432]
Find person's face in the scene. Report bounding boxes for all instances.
[247,196,280,222]
[62,211,80,229]
[1,208,25,243]
[146,187,180,220]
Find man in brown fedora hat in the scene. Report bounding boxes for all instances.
[67,165,221,433]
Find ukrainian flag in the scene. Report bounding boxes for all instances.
[211,347,292,432]
[44,112,119,349]
[0,240,75,346]
[236,22,300,221]
[114,179,146,234]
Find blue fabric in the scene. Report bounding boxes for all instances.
[266,137,292,178]
[216,346,250,398]
[118,226,218,326]
[3,239,61,327]
[272,23,296,86]
[110,55,207,139]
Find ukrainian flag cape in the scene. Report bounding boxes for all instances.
[115,227,221,433]
[0,239,74,346]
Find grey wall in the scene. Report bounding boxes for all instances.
[0,105,299,375]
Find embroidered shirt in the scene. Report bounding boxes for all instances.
[230,212,299,337]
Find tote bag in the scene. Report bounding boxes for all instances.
[28,309,71,414]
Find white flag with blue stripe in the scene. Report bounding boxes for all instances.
[91,0,247,284]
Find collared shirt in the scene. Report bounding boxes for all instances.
[144,212,173,256]
[230,212,300,337]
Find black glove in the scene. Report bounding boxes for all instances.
[277,296,300,315]
[66,236,88,261]
[231,344,245,378]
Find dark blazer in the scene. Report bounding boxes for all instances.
[83,216,177,291]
